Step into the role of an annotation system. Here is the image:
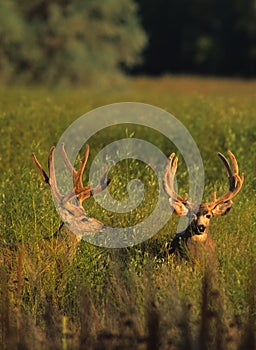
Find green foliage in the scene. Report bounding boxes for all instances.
[0,0,147,85]
[0,77,256,348]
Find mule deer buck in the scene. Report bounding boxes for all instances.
[32,144,110,256]
[163,150,244,262]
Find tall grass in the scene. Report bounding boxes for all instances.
[0,76,256,349]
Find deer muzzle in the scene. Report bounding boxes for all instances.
[197,224,206,233]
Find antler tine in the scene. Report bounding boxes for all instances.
[163,153,185,202]
[32,153,50,185]
[48,147,63,201]
[77,144,90,189]
[61,145,110,206]
[209,150,244,209]
[63,165,111,204]
[61,143,76,177]
[32,147,62,201]
[89,165,111,196]
[61,144,91,204]
[218,150,237,191]
[61,144,90,189]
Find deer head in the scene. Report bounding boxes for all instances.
[163,150,244,258]
[32,144,110,240]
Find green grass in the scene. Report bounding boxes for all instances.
[0,76,256,349]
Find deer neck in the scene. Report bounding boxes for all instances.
[190,231,208,243]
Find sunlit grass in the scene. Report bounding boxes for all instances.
[0,76,255,349]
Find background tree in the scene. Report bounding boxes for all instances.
[0,0,147,85]
[1,0,255,83]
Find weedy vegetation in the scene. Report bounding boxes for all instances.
[0,76,256,349]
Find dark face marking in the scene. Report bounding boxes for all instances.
[81,217,88,223]
[190,204,213,235]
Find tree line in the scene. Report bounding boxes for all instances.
[136,0,256,77]
[0,0,255,85]
[0,0,146,85]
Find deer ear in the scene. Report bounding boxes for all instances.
[169,199,189,216]
[212,200,233,216]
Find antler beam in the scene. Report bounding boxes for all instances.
[32,144,110,207]
[163,153,188,203]
[209,150,244,209]
[32,144,110,237]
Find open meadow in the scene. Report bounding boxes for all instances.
[0,76,256,349]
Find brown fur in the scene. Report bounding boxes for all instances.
[163,151,244,263]
[168,204,218,264]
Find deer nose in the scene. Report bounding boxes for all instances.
[197,225,206,233]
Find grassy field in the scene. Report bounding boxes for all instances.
[0,76,256,349]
